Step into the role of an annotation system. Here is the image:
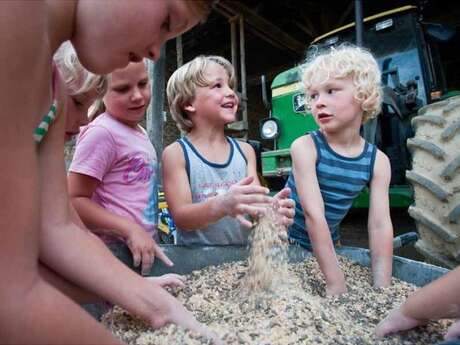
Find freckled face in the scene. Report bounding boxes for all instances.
[72,0,202,74]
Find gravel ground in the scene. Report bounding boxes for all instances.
[102,256,451,344]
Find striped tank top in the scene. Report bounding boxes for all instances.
[287,130,377,249]
[176,136,249,245]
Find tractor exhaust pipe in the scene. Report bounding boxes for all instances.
[355,0,364,47]
[261,75,271,111]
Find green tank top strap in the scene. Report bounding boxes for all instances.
[34,62,60,144]
[34,100,58,143]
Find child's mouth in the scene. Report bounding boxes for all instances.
[222,102,235,109]
[129,105,145,111]
[317,113,333,120]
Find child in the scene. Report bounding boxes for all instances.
[287,45,394,295]
[375,266,460,342]
[47,41,186,295]
[0,1,214,344]
[163,55,294,245]
[68,60,170,276]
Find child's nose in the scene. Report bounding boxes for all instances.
[314,94,326,108]
[226,86,236,97]
[148,45,161,61]
[131,88,143,101]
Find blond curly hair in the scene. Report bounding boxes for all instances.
[54,41,107,98]
[167,55,236,133]
[302,44,382,123]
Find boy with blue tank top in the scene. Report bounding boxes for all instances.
[287,45,394,296]
[163,55,295,245]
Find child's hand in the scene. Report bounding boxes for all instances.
[149,295,223,344]
[147,274,186,289]
[445,319,460,341]
[326,281,348,296]
[216,176,271,228]
[273,187,295,228]
[126,225,173,275]
[375,307,426,338]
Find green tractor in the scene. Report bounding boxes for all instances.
[259,6,460,268]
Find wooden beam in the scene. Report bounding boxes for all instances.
[294,20,316,39]
[217,0,305,54]
[336,1,354,28]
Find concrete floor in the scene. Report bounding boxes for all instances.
[340,207,426,262]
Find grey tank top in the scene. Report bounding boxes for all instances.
[176,136,249,245]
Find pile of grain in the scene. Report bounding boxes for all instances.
[102,256,451,344]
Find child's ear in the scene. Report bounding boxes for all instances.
[183,103,196,114]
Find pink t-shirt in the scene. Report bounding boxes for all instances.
[70,113,158,243]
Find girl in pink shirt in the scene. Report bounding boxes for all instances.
[69,61,171,276]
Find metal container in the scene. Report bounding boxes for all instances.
[108,244,449,287]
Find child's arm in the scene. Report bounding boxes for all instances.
[0,19,118,343]
[291,136,347,295]
[37,98,209,336]
[367,150,393,287]
[162,142,271,230]
[376,266,460,337]
[68,171,172,274]
[240,141,294,227]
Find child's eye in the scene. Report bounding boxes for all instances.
[139,81,148,88]
[309,93,318,100]
[72,98,83,107]
[114,87,129,93]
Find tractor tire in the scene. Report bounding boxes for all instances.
[406,95,460,268]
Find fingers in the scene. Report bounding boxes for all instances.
[445,319,460,340]
[235,175,254,186]
[235,193,272,207]
[326,283,347,296]
[374,308,424,338]
[374,319,393,338]
[277,204,295,218]
[238,204,268,220]
[235,184,270,196]
[154,244,174,267]
[274,187,291,200]
[278,215,293,228]
[128,242,142,268]
[141,248,154,276]
[277,197,295,209]
[162,274,186,288]
[236,214,254,228]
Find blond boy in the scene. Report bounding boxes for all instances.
[287,45,394,295]
[163,55,294,245]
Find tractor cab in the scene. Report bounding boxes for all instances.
[259,5,458,207]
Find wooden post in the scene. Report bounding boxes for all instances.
[355,0,364,47]
[176,35,183,67]
[146,45,166,183]
[239,15,248,136]
[230,16,239,89]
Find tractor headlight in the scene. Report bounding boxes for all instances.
[260,118,280,139]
